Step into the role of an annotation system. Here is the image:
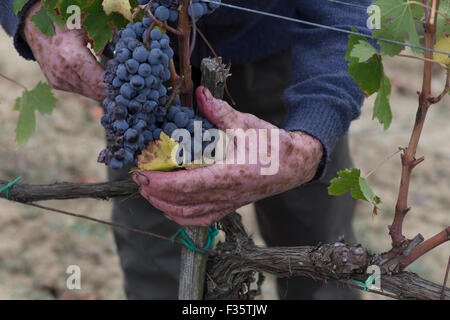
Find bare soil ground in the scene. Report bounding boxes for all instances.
[0,30,448,300]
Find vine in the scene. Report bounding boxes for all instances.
[0,0,448,299]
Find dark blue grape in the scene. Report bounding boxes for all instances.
[133,46,149,63]
[181,106,195,118]
[115,95,130,107]
[148,89,160,101]
[148,48,163,64]
[172,97,181,106]
[127,38,141,51]
[116,64,128,80]
[163,47,174,59]
[120,83,136,99]
[163,122,177,137]
[130,75,145,90]
[143,101,157,113]
[113,106,128,120]
[150,41,161,49]
[153,128,163,140]
[138,63,152,77]
[134,119,147,132]
[143,130,154,143]
[112,77,123,88]
[125,59,140,74]
[167,106,181,121]
[124,128,139,143]
[174,111,189,128]
[121,28,136,39]
[145,75,157,88]
[143,16,153,27]
[188,3,205,20]
[168,9,179,22]
[136,93,147,103]
[159,38,169,49]
[115,48,131,63]
[128,100,142,114]
[155,6,170,21]
[113,120,129,134]
[151,64,164,77]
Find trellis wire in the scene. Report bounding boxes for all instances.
[200,0,450,57]
[327,0,369,10]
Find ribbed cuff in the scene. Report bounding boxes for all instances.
[13,0,39,60]
[284,100,349,181]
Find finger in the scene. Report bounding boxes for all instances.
[144,193,236,217]
[139,181,268,205]
[166,208,234,227]
[138,166,219,193]
[196,86,276,131]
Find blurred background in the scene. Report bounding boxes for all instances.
[0,28,448,299]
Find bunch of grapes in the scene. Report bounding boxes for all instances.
[98,0,221,169]
[137,0,221,22]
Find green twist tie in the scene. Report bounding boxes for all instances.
[352,273,381,291]
[0,177,22,200]
[171,225,218,254]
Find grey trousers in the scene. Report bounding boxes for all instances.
[109,51,359,300]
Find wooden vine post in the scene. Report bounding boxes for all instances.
[178,57,230,300]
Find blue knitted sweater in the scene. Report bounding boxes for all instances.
[1,0,372,176]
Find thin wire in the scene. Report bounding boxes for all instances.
[200,0,450,57]
[327,0,368,9]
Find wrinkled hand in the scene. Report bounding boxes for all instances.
[23,2,106,101]
[133,87,323,226]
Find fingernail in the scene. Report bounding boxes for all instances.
[133,173,149,186]
[202,87,214,101]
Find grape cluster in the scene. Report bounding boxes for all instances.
[137,0,221,22]
[98,1,221,169]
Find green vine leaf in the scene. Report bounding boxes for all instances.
[437,0,450,40]
[373,75,392,130]
[351,40,379,63]
[83,0,130,54]
[14,82,57,147]
[328,168,382,217]
[346,35,393,130]
[30,6,56,36]
[40,0,67,31]
[13,0,28,15]
[346,33,383,96]
[372,0,424,56]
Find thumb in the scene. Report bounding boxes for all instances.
[196,86,243,130]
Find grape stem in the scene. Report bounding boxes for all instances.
[177,0,194,107]
[0,72,28,91]
[146,5,181,36]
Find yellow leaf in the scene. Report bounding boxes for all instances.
[135,132,182,172]
[434,35,450,65]
[134,129,229,172]
[102,0,132,21]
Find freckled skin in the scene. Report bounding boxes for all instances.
[23,2,106,102]
[134,87,324,227]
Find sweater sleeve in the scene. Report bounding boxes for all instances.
[0,0,39,60]
[283,1,373,178]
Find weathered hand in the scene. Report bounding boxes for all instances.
[23,2,106,101]
[134,87,323,226]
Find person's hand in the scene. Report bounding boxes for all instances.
[133,87,324,226]
[22,2,106,101]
